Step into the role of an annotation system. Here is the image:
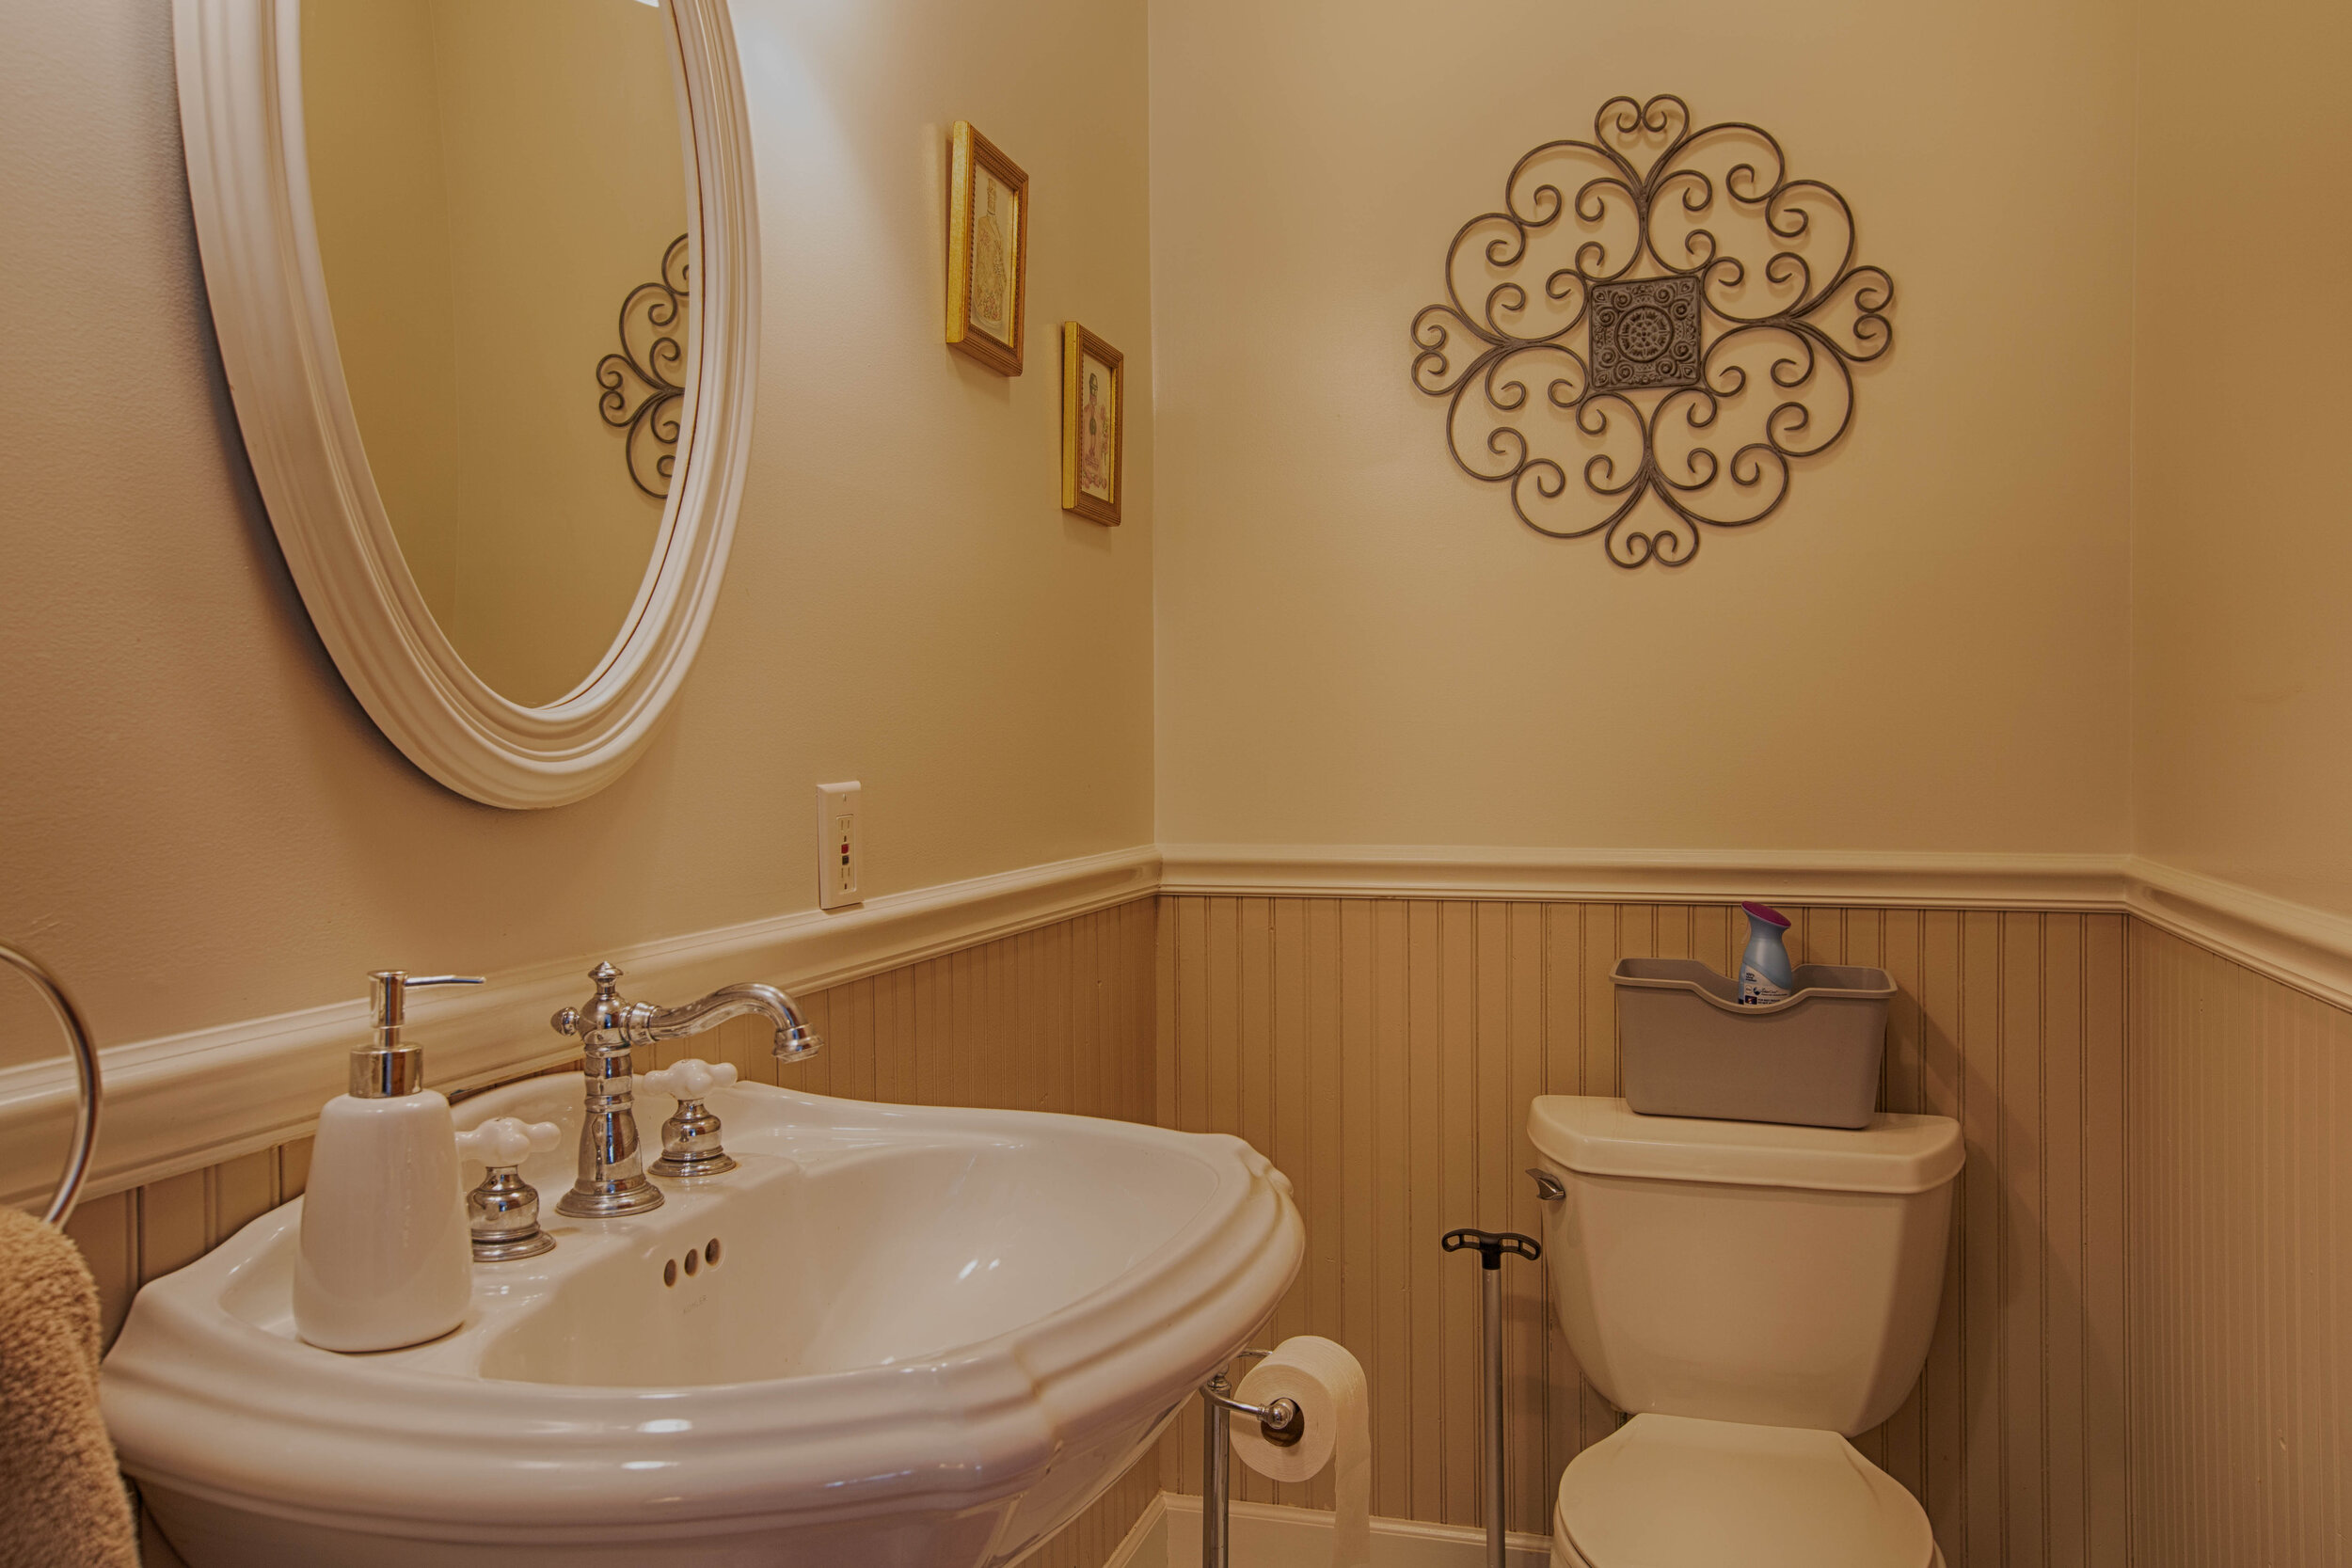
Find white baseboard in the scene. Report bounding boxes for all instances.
[1101,1493,1169,1568]
[1104,1491,1550,1568]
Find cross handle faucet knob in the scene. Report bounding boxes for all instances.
[458,1117,563,1262]
[457,1117,561,1169]
[642,1059,741,1180]
[641,1059,739,1101]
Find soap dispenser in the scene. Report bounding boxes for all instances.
[293,970,483,1353]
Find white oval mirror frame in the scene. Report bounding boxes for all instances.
[172,0,757,809]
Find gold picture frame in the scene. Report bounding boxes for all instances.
[945,121,1028,375]
[1061,323,1123,526]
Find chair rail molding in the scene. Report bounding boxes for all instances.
[1157,844,2129,910]
[0,847,1157,1210]
[2121,855,2352,1015]
[10,841,2350,1211]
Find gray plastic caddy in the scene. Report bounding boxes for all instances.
[1612,958,1897,1130]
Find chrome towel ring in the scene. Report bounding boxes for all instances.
[1,945,103,1226]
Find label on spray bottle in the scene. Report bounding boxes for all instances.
[1738,900,1795,1006]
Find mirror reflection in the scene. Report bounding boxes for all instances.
[301,0,696,706]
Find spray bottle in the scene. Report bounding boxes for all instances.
[1738,902,1794,1006]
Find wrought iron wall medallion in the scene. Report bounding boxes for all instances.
[597,233,691,498]
[1408,96,1893,566]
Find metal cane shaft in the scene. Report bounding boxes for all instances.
[1484,1265,1504,1568]
[1443,1223,1541,1568]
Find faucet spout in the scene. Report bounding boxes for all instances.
[549,964,823,1221]
[629,982,824,1065]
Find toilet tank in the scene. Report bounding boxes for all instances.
[1529,1096,1963,1436]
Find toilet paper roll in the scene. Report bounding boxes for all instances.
[1232,1336,1372,1568]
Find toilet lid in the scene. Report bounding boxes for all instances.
[1556,1415,1935,1568]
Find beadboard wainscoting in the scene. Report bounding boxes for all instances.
[55,877,2352,1568]
[66,896,1162,1568]
[1153,896,2134,1568]
[2127,923,2352,1568]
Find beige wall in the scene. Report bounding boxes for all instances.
[304,0,696,707]
[1148,0,2137,857]
[1155,895,2132,1565]
[0,0,1154,1060]
[2130,0,2352,920]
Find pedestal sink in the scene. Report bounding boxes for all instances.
[102,1075,1303,1566]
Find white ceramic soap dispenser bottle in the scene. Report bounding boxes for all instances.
[293,970,484,1353]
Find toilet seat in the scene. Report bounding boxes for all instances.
[1550,1414,1939,1568]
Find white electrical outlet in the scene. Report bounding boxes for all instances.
[817,782,861,910]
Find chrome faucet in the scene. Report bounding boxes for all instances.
[549,961,823,1218]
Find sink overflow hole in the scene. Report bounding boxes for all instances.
[660,1240,723,1288]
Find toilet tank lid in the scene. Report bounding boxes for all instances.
[1529,1096,1963,1195]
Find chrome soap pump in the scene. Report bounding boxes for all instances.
[293,970,482,1353]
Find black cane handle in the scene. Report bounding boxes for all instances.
[1441,1227,1542,1269]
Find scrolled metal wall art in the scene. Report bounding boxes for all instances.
[597,233,691,498]
[1408,96,1893,567]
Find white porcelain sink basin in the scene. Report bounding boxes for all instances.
[102,1075,1303,1566]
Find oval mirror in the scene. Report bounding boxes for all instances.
[173,0,757,808]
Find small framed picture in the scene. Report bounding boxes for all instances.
[1061,323,1123,526]
[946,121,1028,375]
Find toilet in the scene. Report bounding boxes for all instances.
[1528,1095,1964,1568]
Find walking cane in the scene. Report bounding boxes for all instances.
[1441,1227,1542,1568]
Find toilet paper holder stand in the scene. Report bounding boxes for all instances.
[1198,1348,1305,1568]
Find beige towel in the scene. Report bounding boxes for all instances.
[0,1205,137,1568]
